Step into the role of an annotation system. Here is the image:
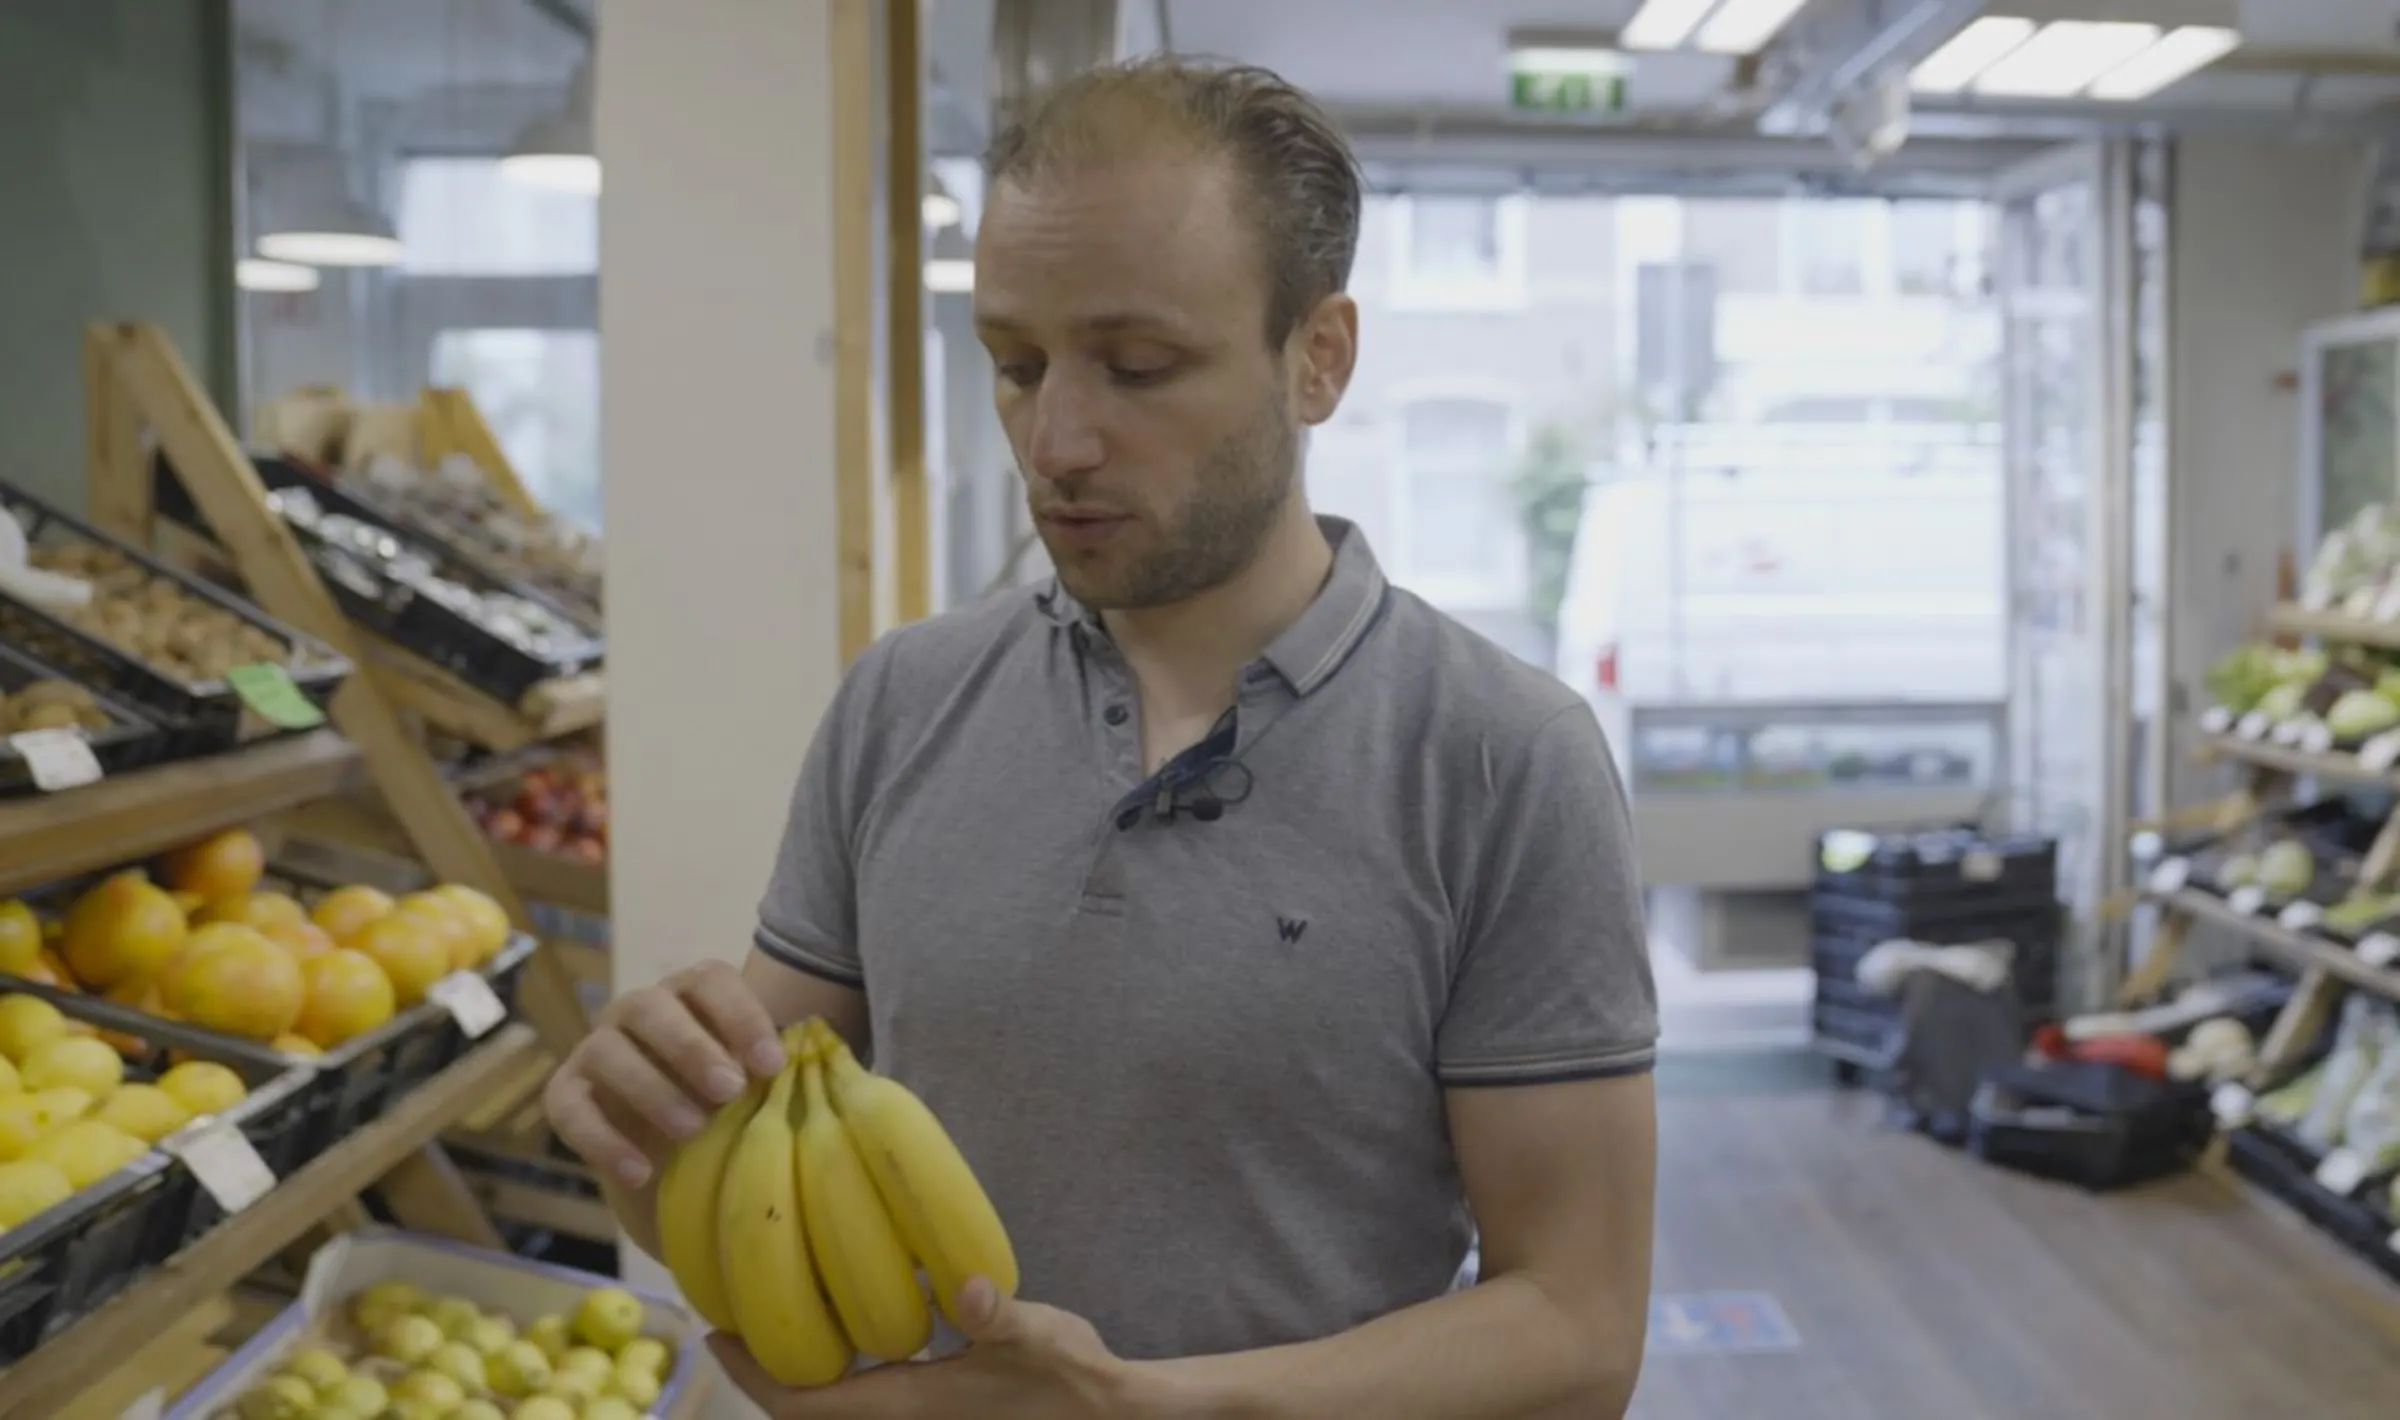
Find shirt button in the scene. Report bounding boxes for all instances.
[1104,704,1130,726]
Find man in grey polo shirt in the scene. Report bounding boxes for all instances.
[548,55,1658,1420]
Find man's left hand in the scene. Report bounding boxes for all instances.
[709,1277,1146,1419]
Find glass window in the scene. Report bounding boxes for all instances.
[431,329,603,530]
[1786,200,1872,295]
[1400,398,1521,595]
[1894,200,1980,297]
[1407,197,1503,282]
[1682,200,1781,295]
[399,158,598,277]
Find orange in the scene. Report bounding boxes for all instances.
[394,894,477,971]
[311,885,396,944]
[194,892,307,934]
[22,951,71,991]
[162,924,305,1041]
[295,950,397,1048]
[167,890,206,918]
[60,872,188,991]
[0,901,40,976]
[263,919,336,963]
[352,913,449,1007]
[432,885,512,963]
[161,829,264,904]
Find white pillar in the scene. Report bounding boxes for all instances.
[597,4,848,1412]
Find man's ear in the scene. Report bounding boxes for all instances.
[1290,293,1359,428]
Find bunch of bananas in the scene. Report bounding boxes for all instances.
[653,1016,1018,1387]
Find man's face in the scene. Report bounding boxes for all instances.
[973,153,1310,611]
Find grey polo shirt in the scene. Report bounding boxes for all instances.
[755,515,1656,1362]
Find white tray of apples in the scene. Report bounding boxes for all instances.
[168,1227,707,1420]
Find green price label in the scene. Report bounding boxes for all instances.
[227,662,327,730]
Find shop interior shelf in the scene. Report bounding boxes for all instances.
[2271,605,2400,650]
[2201,734,2400,790]
[2158,886,2400,1004]
[0,728,359,897]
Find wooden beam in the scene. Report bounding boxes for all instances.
[377,1146,508,1249]
[833,0,881,664]
[83,325,150,541]
[887,0,930,625]
[421,387,544,520]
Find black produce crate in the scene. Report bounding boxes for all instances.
[1811,1001,1895,1059]
[0,998,313,1365]
[2227,1124,2400,1287]
[1811,882,2064,939]
[0,935,533,1160]
[1967,1062,2214,1190]
[0,641,170,797]
[1816,825,2058,898]
[155,454,601,706]
[0,481,349,754]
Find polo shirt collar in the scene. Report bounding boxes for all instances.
[1036,514,1390,697]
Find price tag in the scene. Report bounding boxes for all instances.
[2228,885,2268,916]
[164,1119,276,1214]
[6,729,102,792]
[2210,1083,2255,1128]
[2199,705,2235,735]
[2363,731,2400,774]
[116,1389,163,1420]
[2315,1148,2370,1197]
[429,971,507,1039]
[2302,721,2337,755]
[2148,857,2191,895]
[226,662,326,730]
[1961,849,2001,883]
[2280,901,2326,932]
[2238,711,2272,741]
[2361,933,2400,968]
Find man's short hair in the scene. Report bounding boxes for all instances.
[981,56,1364,346]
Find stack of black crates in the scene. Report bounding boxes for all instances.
[1811,825,2063,1076]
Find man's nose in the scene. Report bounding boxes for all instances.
[1027,374,1105,480]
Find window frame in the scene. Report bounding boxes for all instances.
[1387,194,1532,313]
[1384,379,1531,612]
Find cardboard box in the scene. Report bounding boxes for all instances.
[166,1228,707,1419]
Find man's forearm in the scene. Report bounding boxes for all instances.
[1134,1272,1639,1420]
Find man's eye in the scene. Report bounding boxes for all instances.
[1110,364,1172,387]
[996,360,1044,387]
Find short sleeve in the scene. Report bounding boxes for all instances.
[1436,702,1658,1087]
[752,642,893,989]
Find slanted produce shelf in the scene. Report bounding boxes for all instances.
[2271,605,2400,650]
[0,1025,539,1416]
[2201,734,2400,790]
[367,637,603,754]
[2225,1124,2400,1288]
[0,728,358,896]
[2155,887,2400,1004]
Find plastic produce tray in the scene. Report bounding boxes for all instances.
[0,994,314,1365]
[1816,825,2059,898]
[1967,1062,2214,1190]
[2226,1124,2400,1286]
[0,480,350,754]
[154,454,601,705]
[0,641,170,797]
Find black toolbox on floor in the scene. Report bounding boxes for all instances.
[1811,825,2063,1068]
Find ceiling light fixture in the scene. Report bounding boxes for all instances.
[1971,20,2159,98]
[235,258,321,293]
[504,61,601,195]
[2087,24,2241,100]
[1695,0,1814,56]
[1620,0,1720,52]
[1909,16,2037,95]
[923,259,975,294]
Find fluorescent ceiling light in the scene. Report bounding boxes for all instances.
[1909,16,2037,95]
[924,258,975,293]
[236,258,320,293]
[924,191,962,229]
[1621,0,1718,52]
[1696,0,1812,55]
[2088,24,2240,100]
[255,231,404,266]
[1973,20,2160,98]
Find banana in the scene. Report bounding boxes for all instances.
[717,1041,854,1386]
[815,1019,1019,1328]
[653,1073,767,1334]
[797,1037,935,1361]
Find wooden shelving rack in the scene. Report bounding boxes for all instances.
[80,322,611,1244]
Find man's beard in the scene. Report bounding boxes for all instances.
[1036,400,1298,612]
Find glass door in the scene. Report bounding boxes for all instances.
[1996,141,2143,1007]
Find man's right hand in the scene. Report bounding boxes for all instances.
[543,959,789,1190]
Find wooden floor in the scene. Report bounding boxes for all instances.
[1632,1071,2400,1420]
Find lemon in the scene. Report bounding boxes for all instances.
[28,1119,143,1187]
[0,997,68,1064]
[606,1363,661,1408]
[0,901,40,976]
[571,1286,644,1353]
[0,1099,41,1161]
[0,1056,20,1096]
[523,1314,571,1363]
[278,1345,349,1393]
[325,1375,388,1414]
[615,1335,669,1379]
[27,1087,92,1129]
[20,1037,123,1100]
[156,1060,246,1117]
[0,1159,71,1226]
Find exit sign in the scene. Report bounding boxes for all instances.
[1507,46,1631,115]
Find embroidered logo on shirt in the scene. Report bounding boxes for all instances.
[1276,915,1309,944]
